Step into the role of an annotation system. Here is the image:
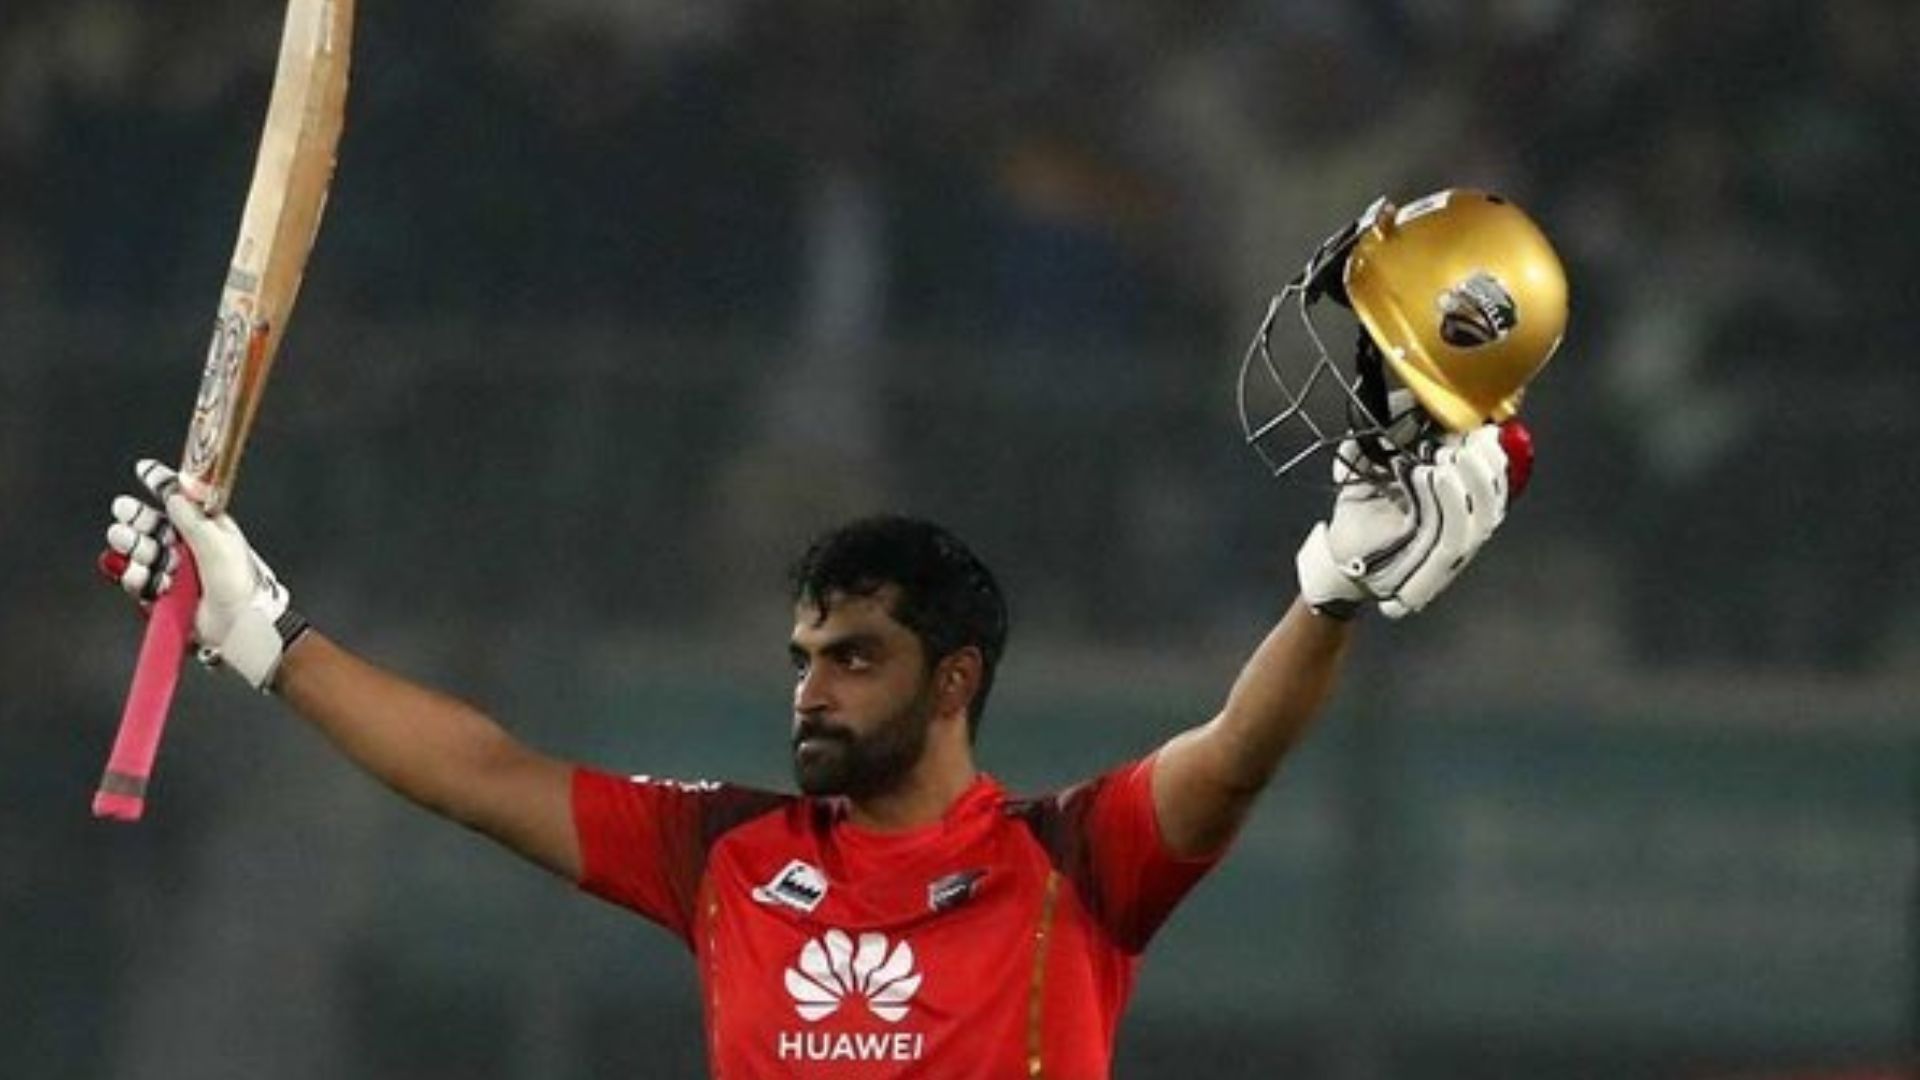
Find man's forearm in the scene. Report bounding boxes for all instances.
[1209,598,1353,787]
[271,631,580,877]
[1153,598,1353,856]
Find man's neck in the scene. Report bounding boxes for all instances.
[846,762,979,832]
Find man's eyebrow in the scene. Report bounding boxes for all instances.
[789,631,887,659]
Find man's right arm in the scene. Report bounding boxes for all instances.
[102,460,582,882]
[271,631,582,881]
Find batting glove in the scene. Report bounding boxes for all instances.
[1296,424,1510,620]
[100,460,308,691]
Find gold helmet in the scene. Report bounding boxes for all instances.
[1239,188,1569,482]
[1344,189,1568,432]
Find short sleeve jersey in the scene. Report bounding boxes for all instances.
[573,757,1221,1079]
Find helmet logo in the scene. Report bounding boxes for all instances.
[1437,271,1517,348]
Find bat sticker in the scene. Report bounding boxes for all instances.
[186,306,251,478]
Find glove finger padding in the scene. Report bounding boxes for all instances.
[104,494,177,602]
[1449,426,1508,539]
[1378,428,1510,619]
[135,460,266,617]
[111,493,168,537]
[1378,462,1475,618]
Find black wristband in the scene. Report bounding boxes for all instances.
[1308,598,1363,622]
[274,606,311,649]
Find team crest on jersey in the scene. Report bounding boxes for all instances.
[753,859,828,913]
[927,869,985,912]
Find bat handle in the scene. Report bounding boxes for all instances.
[94,547,202,822]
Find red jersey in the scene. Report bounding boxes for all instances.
[572,756,1221,1079]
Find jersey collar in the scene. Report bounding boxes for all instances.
[828,773,1006,846]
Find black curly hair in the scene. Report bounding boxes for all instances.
[788,516,1009,739]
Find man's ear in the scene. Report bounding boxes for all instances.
[935,647,984,715]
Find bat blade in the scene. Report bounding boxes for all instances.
[95,0,354,822]
[183,0,355,514]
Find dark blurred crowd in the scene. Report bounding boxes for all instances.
[4,0,1917,670]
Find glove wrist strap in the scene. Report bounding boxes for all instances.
[1296,522,1365,622]
[215,606,310,693]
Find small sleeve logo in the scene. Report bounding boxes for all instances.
[927,868,986,913]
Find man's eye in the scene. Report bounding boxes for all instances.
[833,645,879,672]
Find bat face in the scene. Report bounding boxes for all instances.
[177,0,353,516]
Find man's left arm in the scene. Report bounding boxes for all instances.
[1151,424,1513,857]
[1152,600,1351,857]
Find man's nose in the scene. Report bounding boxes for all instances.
[794,664,831,713]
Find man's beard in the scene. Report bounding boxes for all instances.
[791,682,935,800]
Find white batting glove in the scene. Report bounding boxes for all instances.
[101,460,308,691]
[1296,425,1509,620]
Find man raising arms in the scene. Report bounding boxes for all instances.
[100,189,1563,1077]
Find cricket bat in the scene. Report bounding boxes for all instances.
[94,0,354,822]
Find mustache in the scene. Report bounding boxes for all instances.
[792,717,853,749]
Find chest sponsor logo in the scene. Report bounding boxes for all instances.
[752,859,827,914]
[777,929,927,1063]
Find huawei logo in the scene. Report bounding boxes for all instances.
[783,930,922,1023]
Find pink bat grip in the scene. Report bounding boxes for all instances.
[94,547,201,821]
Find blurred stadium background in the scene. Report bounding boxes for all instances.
[3,1,1915,1077]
